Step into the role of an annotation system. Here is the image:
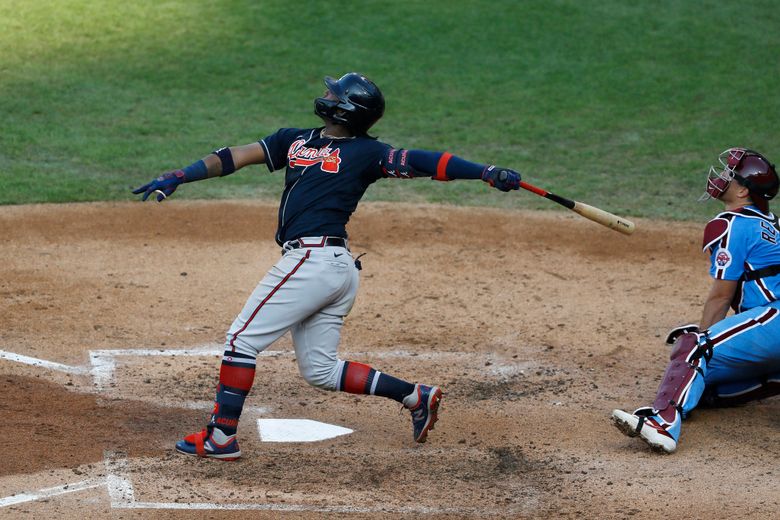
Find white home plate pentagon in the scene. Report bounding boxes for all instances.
[258,419,353,442]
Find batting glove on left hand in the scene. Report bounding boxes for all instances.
[132,170,185,202]
[482,166,521,192]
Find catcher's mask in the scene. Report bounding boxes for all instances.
[314,72,385,137]
[701,148,779,212]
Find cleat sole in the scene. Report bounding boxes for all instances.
[416,388,442,443]
[175,445,241,461]
[611,410,676,454]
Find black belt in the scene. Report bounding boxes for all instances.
[284,237,348,251]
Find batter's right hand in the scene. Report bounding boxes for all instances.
[482,166,521,192]
[132,170,185,202]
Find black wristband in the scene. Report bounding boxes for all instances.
[213,147,236,176]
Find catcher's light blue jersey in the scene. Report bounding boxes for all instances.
[703,205,780,312]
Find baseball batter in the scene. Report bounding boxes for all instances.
[612,148,780,453]
[132,72,521,460]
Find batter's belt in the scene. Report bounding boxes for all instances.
[282,236,349,253]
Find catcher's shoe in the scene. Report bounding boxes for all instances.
[611,409,677,454]
[403,384,443,443]
[175,426,241,460]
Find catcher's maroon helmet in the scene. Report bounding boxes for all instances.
[704,148,779,212]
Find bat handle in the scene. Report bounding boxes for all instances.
[520,181,575,209]
[518,181,547,197]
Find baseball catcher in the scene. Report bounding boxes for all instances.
[612,148,780,453]
[132,72,521,460]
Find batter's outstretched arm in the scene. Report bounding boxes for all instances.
[381,149,521,192]
[131,143,266,202]
[187,143,267,179]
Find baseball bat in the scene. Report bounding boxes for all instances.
[519,181,635,235]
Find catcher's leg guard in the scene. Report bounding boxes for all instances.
[651,332,712,433]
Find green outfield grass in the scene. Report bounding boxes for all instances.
[1,0,779,220]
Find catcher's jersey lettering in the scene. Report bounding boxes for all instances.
[704,206,780,311]
[760,220,777,244]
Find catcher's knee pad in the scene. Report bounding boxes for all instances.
[653,332,712,421]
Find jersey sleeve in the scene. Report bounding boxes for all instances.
[258,128,306,172]
[377,147,487,180]
[369,141,396,180]
[707,217,747,280]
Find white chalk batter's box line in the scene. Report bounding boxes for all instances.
[103,451,506,514]
[0,346,531,513]
[0,345,531,421]
[1,345,530,439]
[1,345,529,391]
[0,451,518,515]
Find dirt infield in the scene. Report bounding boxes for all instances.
[1,201,778,519]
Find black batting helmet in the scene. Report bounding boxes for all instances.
[704,148,779,212]
[314,73,385,136]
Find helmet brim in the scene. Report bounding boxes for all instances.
[324,76,346,101]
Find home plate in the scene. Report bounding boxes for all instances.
[257,419,354,442]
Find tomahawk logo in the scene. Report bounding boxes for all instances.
[288,140,342,173]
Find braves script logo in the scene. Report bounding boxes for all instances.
[715,248,732,268]
[288,139,342,173]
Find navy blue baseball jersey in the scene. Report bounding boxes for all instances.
[260,127,391,245]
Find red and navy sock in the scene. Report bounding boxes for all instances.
[338,361,415,403]
[208,350,256,436]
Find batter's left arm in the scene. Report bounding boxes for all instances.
[177,142,267,181]
[699,278,738,330]
[132,143,266,201]
[381,149,521,192]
